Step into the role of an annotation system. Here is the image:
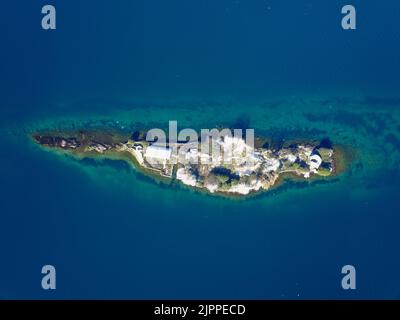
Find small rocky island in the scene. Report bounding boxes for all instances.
[32,128,342,196]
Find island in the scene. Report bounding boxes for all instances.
[32,127,344,196]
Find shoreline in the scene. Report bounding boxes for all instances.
[30,127,352,199]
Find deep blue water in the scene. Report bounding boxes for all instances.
[1,1,400,299]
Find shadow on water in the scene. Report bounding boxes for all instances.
[232,114,251,131]
[318,138,333,149]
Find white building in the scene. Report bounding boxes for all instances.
[145,145,172,163]
[309,154,322,170]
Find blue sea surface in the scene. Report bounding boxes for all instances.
[1,1,400,299]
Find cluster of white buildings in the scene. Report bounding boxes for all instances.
[131,135,331,195]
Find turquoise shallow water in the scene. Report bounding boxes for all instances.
[1,0,400,299]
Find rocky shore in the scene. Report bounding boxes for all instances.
[32,128,345,196]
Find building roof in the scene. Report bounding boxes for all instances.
[145,145,172,160]
[309,154,322,169]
